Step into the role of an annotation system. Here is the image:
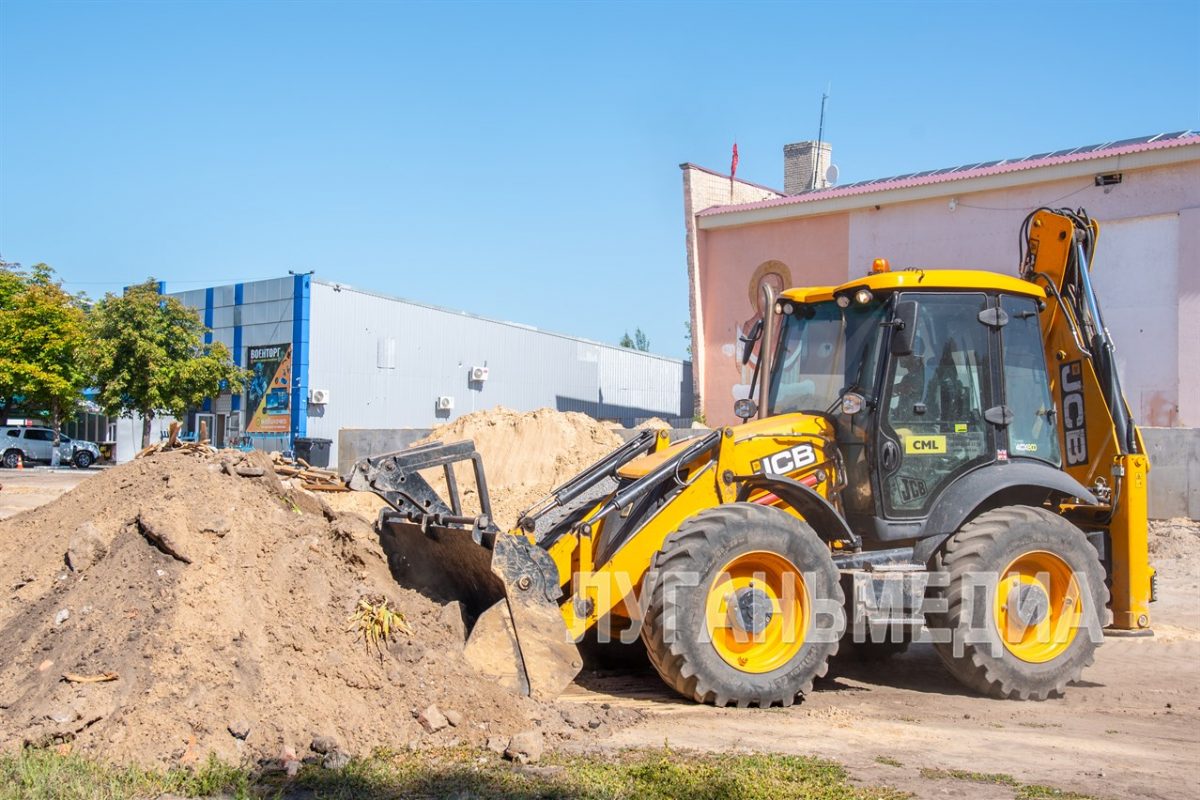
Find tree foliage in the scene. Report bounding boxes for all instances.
[619,327,651,352]
[0,261,88,423]
[84,279,246,444]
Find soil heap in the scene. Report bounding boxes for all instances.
[0,450,539,767]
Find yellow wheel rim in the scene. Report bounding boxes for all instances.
[994,550,1082,663]
[705,551,809,674]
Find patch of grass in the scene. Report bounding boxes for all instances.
[920,767,1018,786]
[0,749,251,800]
[1016,785,1096,800]
[874,755,903,768]
[1017,721,1063,729]
[0,746,912,800]
[920,766,1097,800]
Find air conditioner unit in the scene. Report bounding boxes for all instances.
[470,366,489,382]
[308,388,330,404]
[436,395,455,411]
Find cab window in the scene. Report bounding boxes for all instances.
[1000,295,1061,466]
[881,293,993,517]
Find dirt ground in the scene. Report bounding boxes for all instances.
[565,518,1200,800]
[0,467,93,520]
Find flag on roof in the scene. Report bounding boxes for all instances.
[729,141,739,200]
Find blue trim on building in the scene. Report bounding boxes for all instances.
[203,287,214,345]
[290,274,311,449]
[232,283,244,413]
[201,287,215,413]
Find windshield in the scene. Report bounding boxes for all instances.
[767,299,888,415]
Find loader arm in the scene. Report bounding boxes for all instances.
[1022,207,1154,629]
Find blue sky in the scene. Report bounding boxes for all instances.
[2,1,1197,359]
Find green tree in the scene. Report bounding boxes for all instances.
[619,327,651,352]
[84,279,247,447]
[0,261,88,430]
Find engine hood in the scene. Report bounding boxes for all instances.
[616,414,834,480]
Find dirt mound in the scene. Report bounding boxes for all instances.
[326,407,624,530]
[0,451,541,766]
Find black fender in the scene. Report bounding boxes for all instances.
[734,474,857,545]
[923,460,1097,539]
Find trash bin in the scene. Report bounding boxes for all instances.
[294,437,332,468]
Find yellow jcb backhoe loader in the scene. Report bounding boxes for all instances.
[349,207,1154,705]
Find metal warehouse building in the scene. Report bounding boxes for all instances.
[111,275,693,467]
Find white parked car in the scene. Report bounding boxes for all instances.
[1,426,101,468]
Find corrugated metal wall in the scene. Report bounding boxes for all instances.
[305,282,693,463]
[172,277,693,466]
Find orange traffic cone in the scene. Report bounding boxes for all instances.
[16,454,23,470]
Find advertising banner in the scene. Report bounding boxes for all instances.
[246,343,293,433]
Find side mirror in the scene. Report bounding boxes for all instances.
[739,319,763,365]
[889,300,919,356]
[734,398,758,420]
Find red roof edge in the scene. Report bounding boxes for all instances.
[696,132,1200,218]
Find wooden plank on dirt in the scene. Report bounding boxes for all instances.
[302,482,349,493]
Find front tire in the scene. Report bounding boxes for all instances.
[2,450,20,469]
[928,505,1107,700]
[641,503,843,707]
[73,451,94,469]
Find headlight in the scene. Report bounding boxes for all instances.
[836,295,851,309]
[854,288,874,305]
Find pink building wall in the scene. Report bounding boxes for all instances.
[695,160,1200,428]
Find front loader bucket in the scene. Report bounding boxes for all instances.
[463,533,583,701]
[377,516,582,700]
[376,517,505,619]
[351,441,582,701]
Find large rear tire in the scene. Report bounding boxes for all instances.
[928,505,1107,700]
[640,503,843,707]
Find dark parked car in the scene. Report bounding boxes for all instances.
[1,426,100,468]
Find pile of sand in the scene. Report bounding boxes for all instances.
[0,450,540,767]
[327,407,624,530]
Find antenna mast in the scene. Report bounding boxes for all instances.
[812,86,829,189]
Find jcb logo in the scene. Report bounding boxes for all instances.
[753,444,817,476]
[1060,361,1088,466]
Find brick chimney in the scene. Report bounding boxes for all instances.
[783,141,832,194]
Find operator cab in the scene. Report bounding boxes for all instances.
[764,264,1059,546]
